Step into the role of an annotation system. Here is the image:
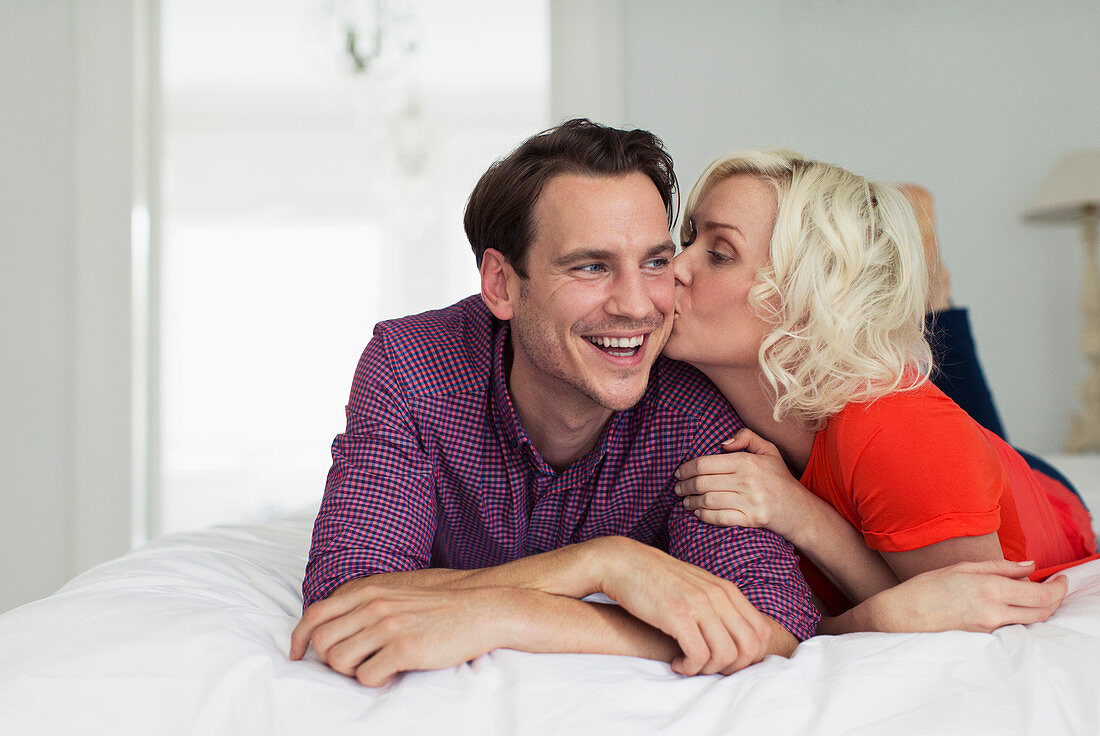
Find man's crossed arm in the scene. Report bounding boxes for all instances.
[290,536,797,686]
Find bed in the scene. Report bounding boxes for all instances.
[2,455,1099,735]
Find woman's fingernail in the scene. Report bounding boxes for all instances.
[1018,560,1035,566]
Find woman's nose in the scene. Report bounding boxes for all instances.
[672,249,692,287]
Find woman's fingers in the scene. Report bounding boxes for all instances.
[721,428,780,457]
[949,559,1068,620]
[693,508,753,528]
[675,472,738,496]
[675,445,807,538]
[681,490,738,510]
[999,604,1056,627]
[676,452,743,482]
[720,431,752,452]
[956,566,1068,631]
[676,431,779,483]
[680,486,772,529]
[949,558,1037,579]
[999,574,1068,610]
[987,579,1067,630]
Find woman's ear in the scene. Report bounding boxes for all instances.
[480,248,517,321]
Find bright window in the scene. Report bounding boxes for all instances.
[159,0,549,533]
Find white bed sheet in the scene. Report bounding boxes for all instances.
[2,505,1100,736]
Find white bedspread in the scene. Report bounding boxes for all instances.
[2,508,1100,736]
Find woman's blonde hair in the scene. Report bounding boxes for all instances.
[680,148,933,426]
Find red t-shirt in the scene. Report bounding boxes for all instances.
[798,381,1096,614]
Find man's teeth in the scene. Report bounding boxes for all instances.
[588,336,644,349]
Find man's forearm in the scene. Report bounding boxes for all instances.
[764,617,799,657]
[498,587,681,661]
[326,581,791,667]
[317,539,684,664]
[332,536,618,599]
[307,537,800,677]
[505,591,797,662]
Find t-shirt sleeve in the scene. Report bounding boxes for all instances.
[839,393,1008,553]
[668,417,820,642]
[302,329,438,608]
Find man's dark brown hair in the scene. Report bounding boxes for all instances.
[464,118,678,278]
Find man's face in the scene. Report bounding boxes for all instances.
[507,172,675,413]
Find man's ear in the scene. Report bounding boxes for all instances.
[480,248,518,321]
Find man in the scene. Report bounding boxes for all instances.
[289,119,819,686]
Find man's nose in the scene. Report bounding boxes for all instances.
[606,268,655,320]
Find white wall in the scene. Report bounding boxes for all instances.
[0,0,75,612]
[0,0,147,614]
[619,0,1100,452]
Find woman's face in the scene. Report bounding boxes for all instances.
[664,174,776,375]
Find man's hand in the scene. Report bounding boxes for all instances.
[594,537,779,675]
[290,584,512,687]
[828,559,1068,635]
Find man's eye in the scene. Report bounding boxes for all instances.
[576,263,607,273]
[644,258,670,269]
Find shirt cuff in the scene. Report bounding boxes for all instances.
[302,549,426,608]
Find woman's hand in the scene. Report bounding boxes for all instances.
[676,429,902,606]
[674,429,817,544]
[837,559,1069,634]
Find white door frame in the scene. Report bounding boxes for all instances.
[71,0,159,573]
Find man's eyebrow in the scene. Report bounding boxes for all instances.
[553,249,617,267]
[645,241,676,258]
[553,241,674,267]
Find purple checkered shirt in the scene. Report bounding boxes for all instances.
[304,295,818,640]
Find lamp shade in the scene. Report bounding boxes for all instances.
[1023,149,1100,223]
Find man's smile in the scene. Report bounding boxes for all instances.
[579,329,661,366]
[585,334,645,357]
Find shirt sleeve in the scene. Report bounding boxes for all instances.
[302,329,438,608]
[667,425,820,642]
[839,393,1007,553]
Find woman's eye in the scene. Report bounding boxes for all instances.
[708,250,733,264]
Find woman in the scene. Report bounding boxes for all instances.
[664,149,1096,629]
